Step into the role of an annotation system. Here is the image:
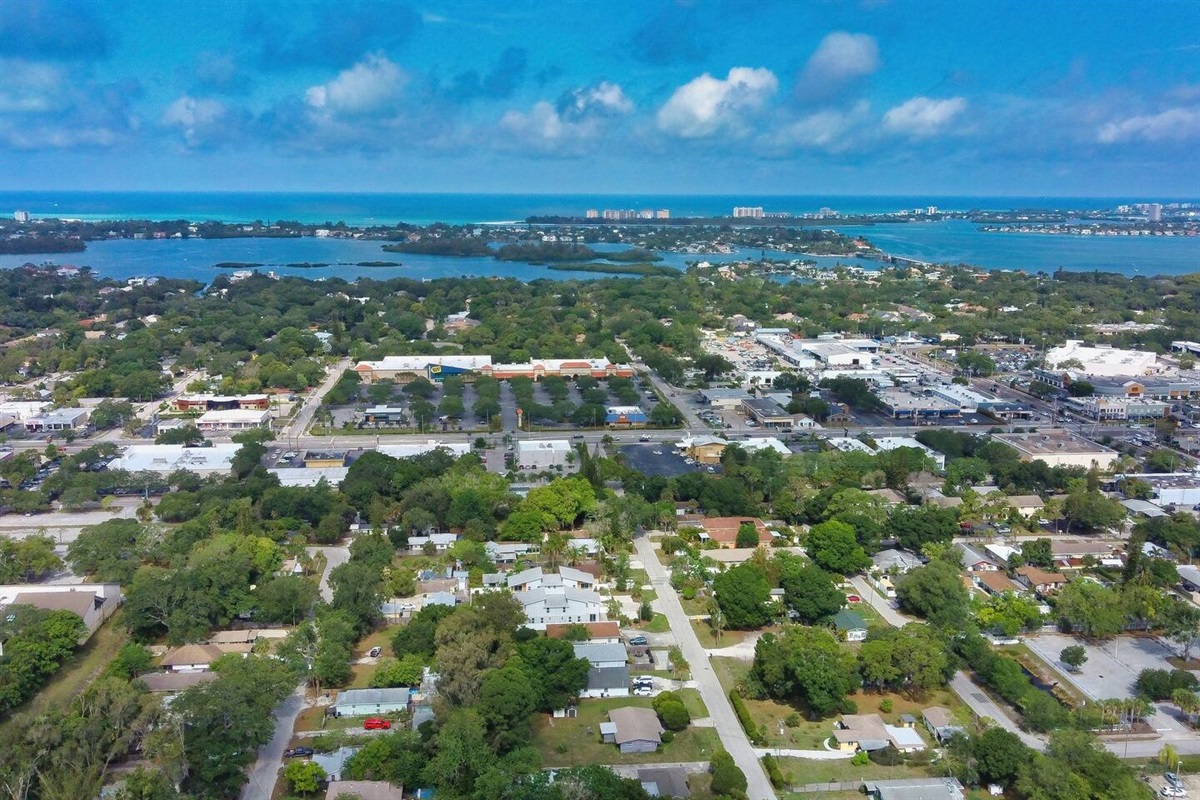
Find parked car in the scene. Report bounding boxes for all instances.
[628,635,648,647]
[367,646,382,658]
[633,686,653,696]
[284,746,314,758]
[1160,788,1187,799]
[1166,773,1182,788]
[363,718,391,730]
[632,678,653,689]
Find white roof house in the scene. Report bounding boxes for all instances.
[268,467,349,487]
[516,587,604,631]
[573,641,628,669]
[108,444,240,475]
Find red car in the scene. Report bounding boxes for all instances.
[363,718,391,730]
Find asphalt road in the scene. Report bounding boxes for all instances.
[240,685,307,800]
[634,535,777,800]
[307,544,350,603]
[283,357,352,440]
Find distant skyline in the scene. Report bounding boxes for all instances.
[1,0,1198,196]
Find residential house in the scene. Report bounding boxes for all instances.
[406,532,460,553]
[698,517,772,548]
[1015,566,1070,596]
[485,541,536,564]
[333,688,411,717]
[159,644,225,673]
[638,767,690,799]
[323,781,403,800]
[514,586,604,630]
[573,642,628,669]
[872,549,923,573]
[601,707,664,753]
[1006,495,1045,518]
[922,707,965,744]
[833,714,926,754]
[864,778,965,800]
[972,571,1024,597]
[313,746,361,783]
[833,609,868,642]
[956,543,1002,572]
[138,672,217,695]
[505,566,595,592]
[0,583,121,641]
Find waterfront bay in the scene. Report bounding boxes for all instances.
[0,193,1196,280]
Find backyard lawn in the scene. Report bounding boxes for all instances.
[774,756,932,786]
[532,693,719,768]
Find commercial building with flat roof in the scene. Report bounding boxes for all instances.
[1065,396,1170,421]
[876,388,960,420]
[872,436,946,470]
[515,440,572,471]
[172,394,270,412]
[23,407,90,432]
[378,441,471,459]
[1044,340,1158,377]
[991,431,1118,470]
[353,355,633,383]
[195,408,270,431]
[108,444,240,475]
[741,397,793,428]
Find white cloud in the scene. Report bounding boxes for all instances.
[657,67,778,138]
[883,96,967,137]
[305,53,405,115]
[559,81,632,119]
[795,32,879,102]
[1097,107,1200,144]
[161,95,227,147]
[764,101,871,151]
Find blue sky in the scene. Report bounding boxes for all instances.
[1,0,1198,196]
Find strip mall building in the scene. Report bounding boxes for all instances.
[353,355,634,383]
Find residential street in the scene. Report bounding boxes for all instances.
[240,685,307,800]
[635,535,778,800]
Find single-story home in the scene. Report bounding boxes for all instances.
[864,778,965,800]
[582,666,630,699]
[313,746,361,783]
[923,707,965,743]
[638,767,690,798]
[333,688,411,717]
[602,707,664,753]
[324,781,403,800]
[138,672,218,694]
[834,713,926,754]
[573,641,628,669]
[698,517,772,548]
[972,571,1024,597]
[956,543,1002,572]
[159,643,226,673]
[1006,495,1044,518]
[872,549,923,573]
[1014,566,1070,595]
[833,609,868,642]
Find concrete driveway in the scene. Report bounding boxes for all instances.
[307,545,350,603]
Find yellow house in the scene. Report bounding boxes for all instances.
[682,435,728,464]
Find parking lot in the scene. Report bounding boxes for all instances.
[1025,633,1195,737]
[619,444,711,477]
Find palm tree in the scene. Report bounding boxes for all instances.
[1159,743,1180,774]
[543,532,568,569]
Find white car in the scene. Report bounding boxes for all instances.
[633,686,653,696]
[1160,788,1187,799]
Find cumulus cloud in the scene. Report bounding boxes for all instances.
[557,81,633,120]
[795,32,880,104]
[500,82,632,152]
[656,67,778,139]
[762,101,872,152]
[305,54,406,115]
[1097,107,1200,144]
[161,95,234,148]
[883,96,967,136]
[448,48,528,101]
